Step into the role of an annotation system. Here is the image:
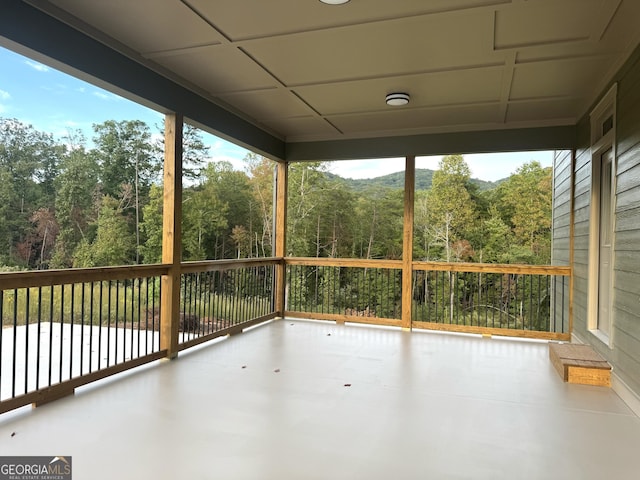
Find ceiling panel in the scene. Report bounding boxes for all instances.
[295,66,504,115]
[510,57,615,101]
[599,0,640,52]
[153,46,279,94]
[506,98,581,123]
[263,116,338,139]
[48,0,223,53]
[189,0,510,41]
[494,0,601,50]
[242,11,499,86]
[329,104,502,135]
[218,90,314,121]
[24,0,640,147]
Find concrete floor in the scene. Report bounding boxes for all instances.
[1,319,639,479]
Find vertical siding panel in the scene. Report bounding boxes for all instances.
[552,150,572,333]
[572,48,640,397]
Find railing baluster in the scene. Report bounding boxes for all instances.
[89,281,95,373]
[70,283,74,379]
[12,289,18,398]
[59,285,64,384]
[80,282,85,376]
[25,288,30,395]
[116,280,121,364]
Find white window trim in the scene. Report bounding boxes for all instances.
[587,83,617,348]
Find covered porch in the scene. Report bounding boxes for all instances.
[2,319,639,479]
[2,1,640,478]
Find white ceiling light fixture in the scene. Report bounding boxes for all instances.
[319,0,351,4]
[386,92,410,106]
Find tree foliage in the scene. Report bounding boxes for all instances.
[0,117,552,270]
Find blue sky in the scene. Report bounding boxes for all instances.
[0,45,552,181]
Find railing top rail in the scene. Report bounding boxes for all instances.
[285,257,403,269]
[0,264,170,290]
[180,257,283,274]
[283,257,570,275]
[412,261,571,275]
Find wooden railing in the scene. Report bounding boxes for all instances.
[284,258,571,340]
[0,256,570,415]
[285,257,403,327]
[411,261,571,340]
[0,264,168,414]
[0,258,280,415]
[177,259,279,350]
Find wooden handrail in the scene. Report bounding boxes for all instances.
[285,257,403,269]
[412,261,571,276]
[0,264,170,290]
[0,258,569,292]
[284,257,570,276]
[180,257,283,274]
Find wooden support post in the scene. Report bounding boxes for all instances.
[160,113,183,359]
[274,161,288,316]
[402,156,415,330]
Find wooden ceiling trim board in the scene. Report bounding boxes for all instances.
[236,46,288,90]
[192,0,512,44]
[592,0,622,42]
[180,0,234,44]
[500,52,516,123]
[322,118,344,136]
[43,0,223,53]
[494,36,592,52]
[143,42,227,60]
[323,100,503,120]
[289,91,323,117]
[286,62,506,89]
[515,51,613,66]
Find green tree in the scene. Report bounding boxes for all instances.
[205,162,252,258]
[93,120,159,263]
[0,118,62,266]
[353,186,403,259]
[182,163,229,260]
[73,195,135,267]
[496,161,552,262]
[313,179,355,258]
[424,155,478,262]
[139,184,164,263]
[286,162,329,257]
[245,154,274,257]
[51,133,99,267]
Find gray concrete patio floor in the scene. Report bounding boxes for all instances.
[1,319,639,479]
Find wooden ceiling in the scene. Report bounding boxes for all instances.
[15,0,640,154]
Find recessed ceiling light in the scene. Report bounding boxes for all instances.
[386,93,410,106]
[319,0,350,4]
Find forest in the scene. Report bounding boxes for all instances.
[0,117,553,271]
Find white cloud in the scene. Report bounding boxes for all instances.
[25,60,50,72]
[92,91,120,101]
[329,158,406,179]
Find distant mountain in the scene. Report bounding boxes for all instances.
[325,169,501,192]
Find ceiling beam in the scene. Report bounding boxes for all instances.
[286,125,576,161]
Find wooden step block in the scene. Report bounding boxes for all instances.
[549,343,611,387]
